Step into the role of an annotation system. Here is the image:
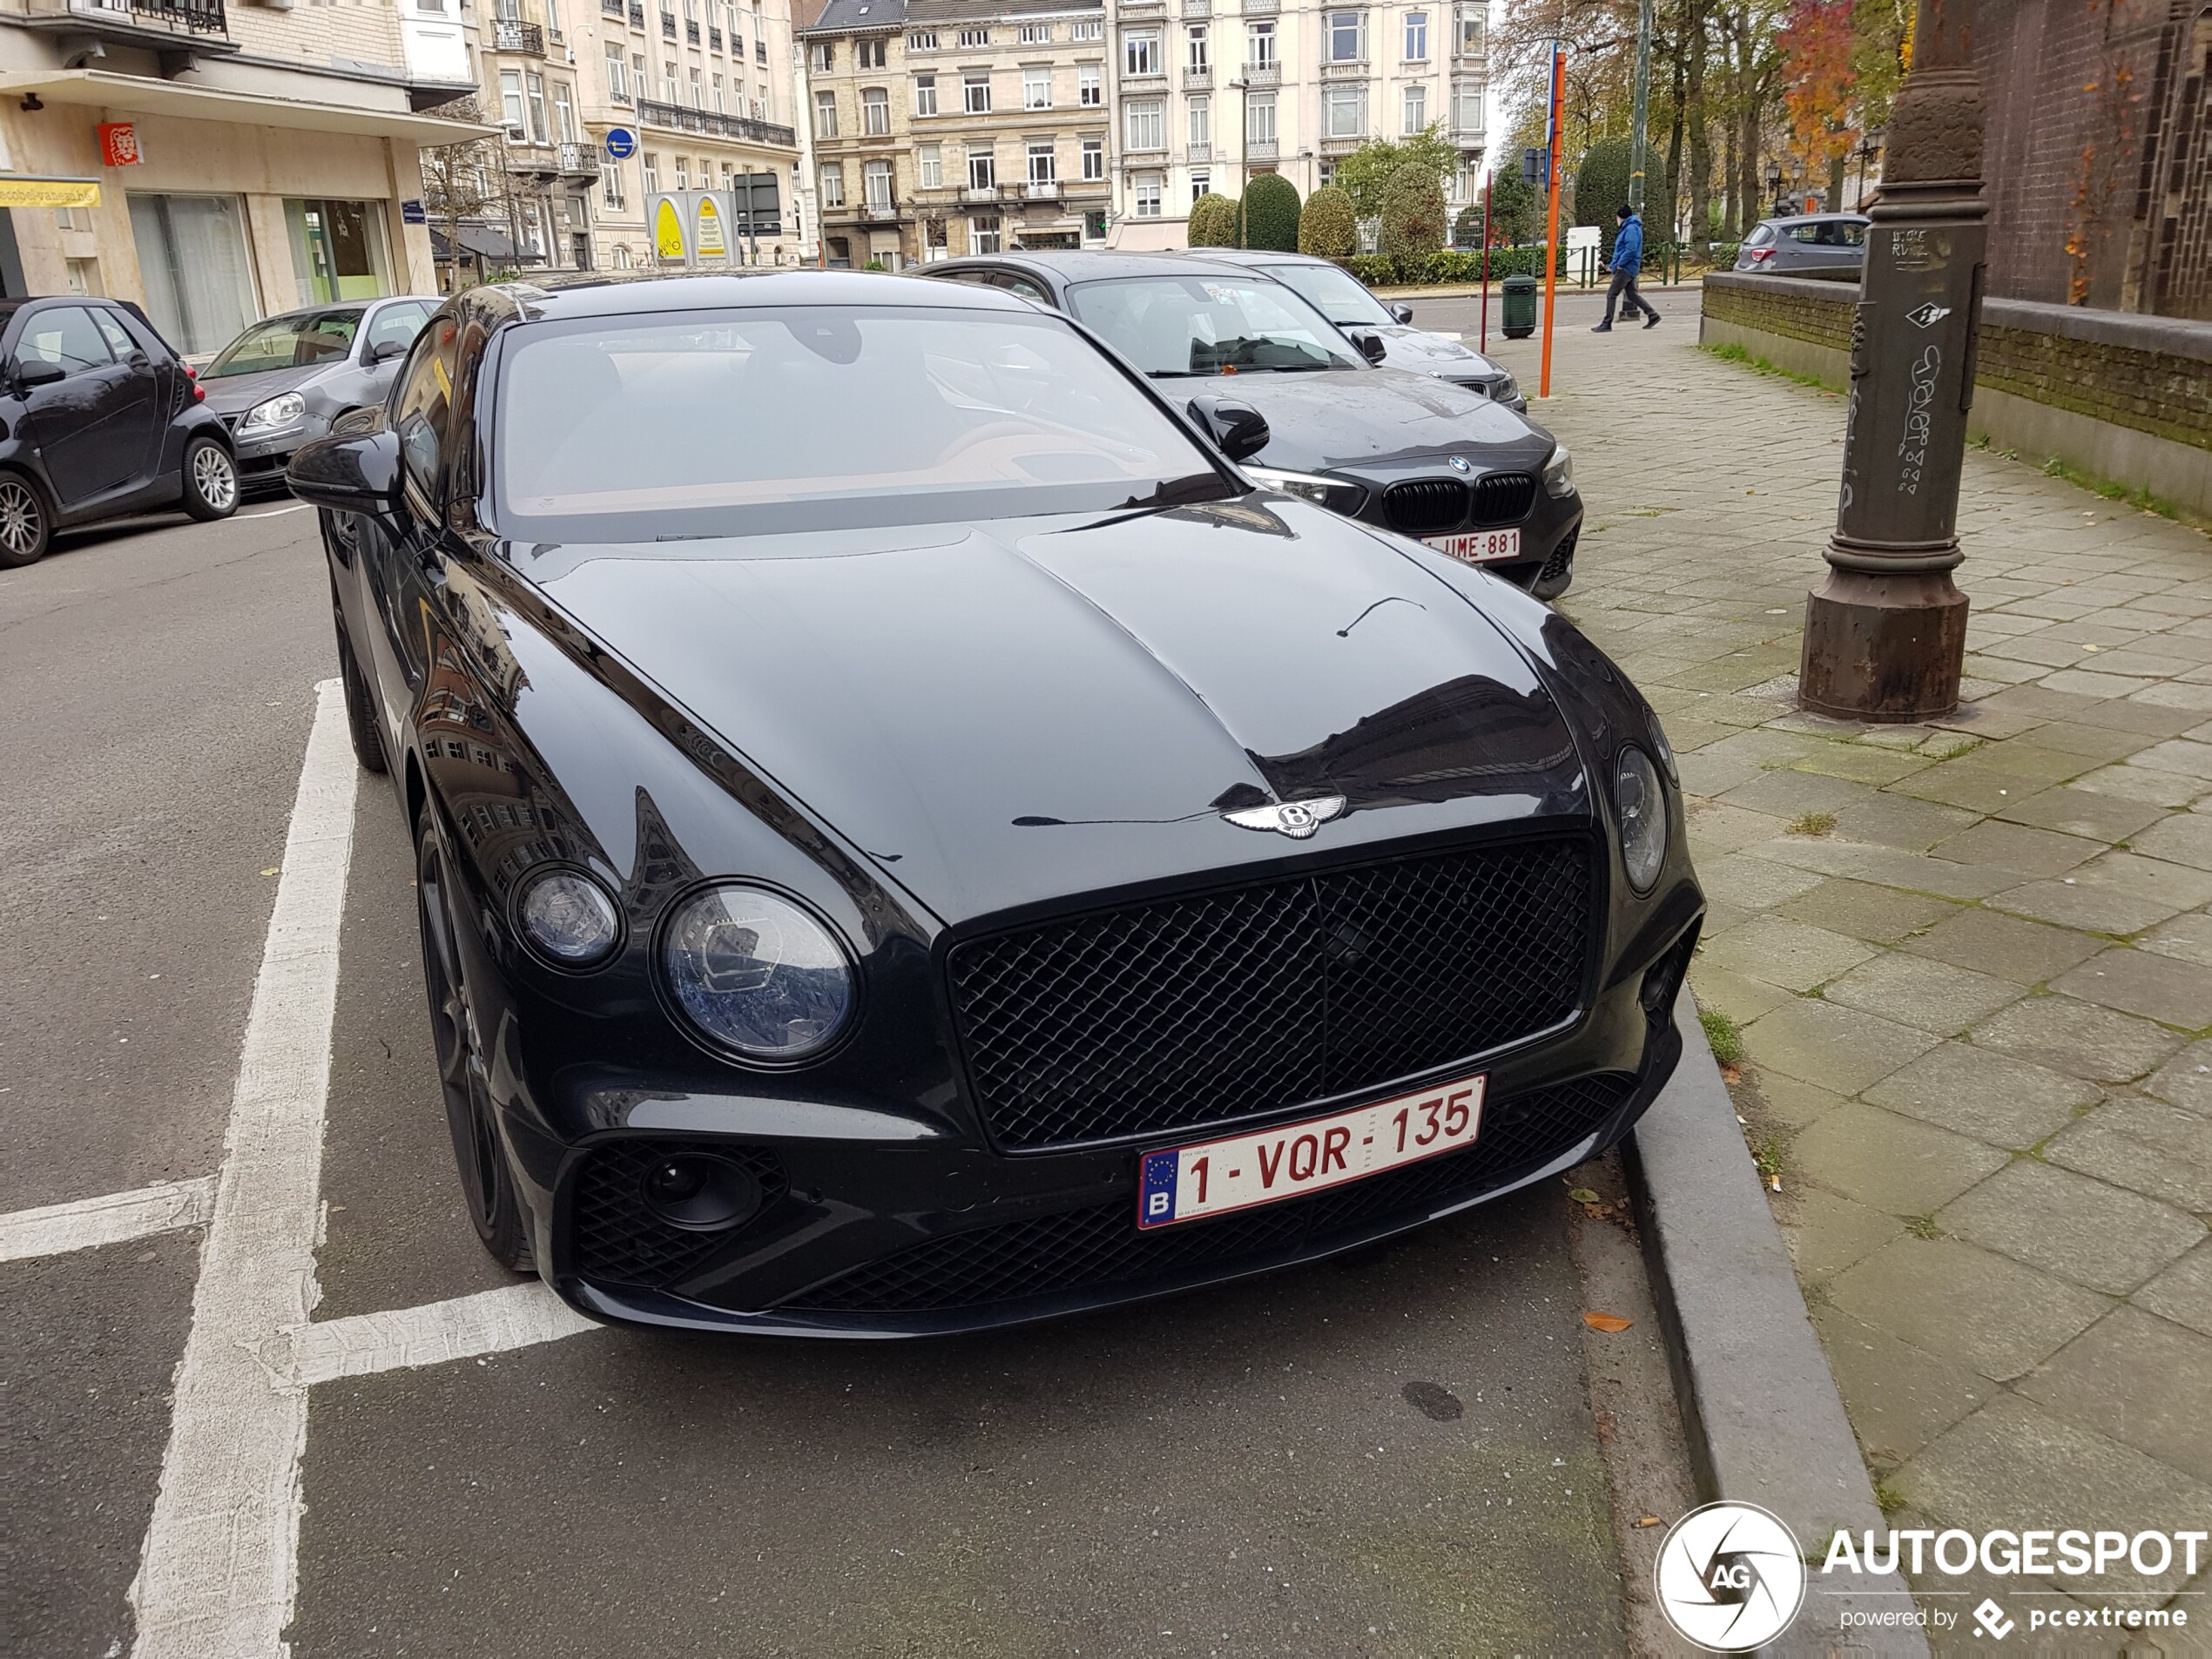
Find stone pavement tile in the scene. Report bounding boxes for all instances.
[1650,716,1738,752]
[2075,848,2212,911]
[1745,837,2016,900]
[1995,785,2171,843]
[1973,631,2101,669]
[1779,1187,1905,1285]
[2141,909,2212,968]
[1676,748,1768,799]
[2041,668,2164,701]
[1895,915,2097,998]
[2128,738,2212,779]
[1700,916,1878,992]
[1683,798,1791,855]
[2129,811,2212,872]
[1741,1000,1941,1095]
[1784,744,1934,786]
[1692,725,1824,769]
[1891,759,2061,815]
[1971,995,2185,1083]
[1793,1102,2009,1216]
[1684,961,1792,1027]
[1774,878,1959,945]
[2135,1241,2212,1339]
[2013,721,2161,763]
[1969,681,2107,725]
[1938,1161,2207,1296]
[2062,696,2205,737]
[1717,767,1869,819]
[1830,1238,2108,1383]
[1865,1042,2099,1149]
[2072,761,2210,809]
[1892,1395,2212,1595]
[1691,851,1827,910]
[1959,652,2047,687]
[2145,1040,2212,1115]
[2045,1095,2212,1210]
[2052,948,2212,1030]
[1809,1305,1993,1468]
[2133,678,2212,715]
[2020,1308,2212,1484]
[1829,791,1984,853]
[1747,1070,1851,1130]
[1986,875,2188,935]
[1821,953,2027,1037]
[1929,819,2107,878]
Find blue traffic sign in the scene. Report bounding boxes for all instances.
[604,126,638,159]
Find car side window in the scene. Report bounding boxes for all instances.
[391,315,462,505]
[19,307,113,376]
[1838,221,1867,247]
[1786,223,1822,243]
[90,309,139,361]
[991,273,1051,304]
[364,302,432,361]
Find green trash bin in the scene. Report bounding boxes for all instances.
[1501,273,1538,340]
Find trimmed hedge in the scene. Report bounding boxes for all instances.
[1244,173,1302,252]
[1298,185,1358,259]
[1188,192,1239,247]
[1378,161,1447,270]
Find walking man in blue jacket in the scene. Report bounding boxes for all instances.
[1593,203,1660,332]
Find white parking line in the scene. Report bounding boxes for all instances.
[128,678,357,1659]
[263,1281,599,1390]
[242,503,310,518]
[0,1177,216,1264]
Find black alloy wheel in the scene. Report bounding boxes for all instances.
[0,472,51,568]
[333,605,387,774]
[415,813,533,1271]
[181,435,239,522]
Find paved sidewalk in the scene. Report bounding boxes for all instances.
[1485,319,2212,1630]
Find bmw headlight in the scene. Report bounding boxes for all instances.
[516,868,622,968]
[1493,374,1521,403]
[239,391,307,433]
[1615,747,1668,893]
[1542,444,1576,497]
[1244,465,1366,516]
[661,883,855,1062]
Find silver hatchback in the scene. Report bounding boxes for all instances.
[1735,215,1870,277]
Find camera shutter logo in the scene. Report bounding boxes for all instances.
[1653,1501,1806,1652]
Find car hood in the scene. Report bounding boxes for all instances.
[1377,327,1501,378]
[198,362,330,415]
[1157,368,1546,476]
[528,500,1590,926]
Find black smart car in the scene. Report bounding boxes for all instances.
[290,273,1701,1338]
[0,296,238,566]
[926,251,1579,598]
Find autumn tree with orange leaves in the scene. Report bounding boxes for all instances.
[1780,0,1858,209]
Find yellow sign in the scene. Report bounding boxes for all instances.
[695,195,726,258]
[0,177,100,209]
[654,198,687,261]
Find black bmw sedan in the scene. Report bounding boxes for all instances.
[926,251,1579,599]
[290,273,1701,1338]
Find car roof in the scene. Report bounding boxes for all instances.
[1761,213,1869,226]
[489,269,1038,320]
[1183,248,1320,267]
[935,250,1260,282]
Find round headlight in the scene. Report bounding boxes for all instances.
[516,869,621,968]
[1615,746,1668,893]
[240,391,307,432]
[661,883,854,1062]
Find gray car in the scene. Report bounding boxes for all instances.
[1734,214,1870,277]
[1193,248,1527,412]
[198,295,437,488]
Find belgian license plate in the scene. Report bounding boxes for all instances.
[1136,1072,1488,1230]
[1424,528,1521,563]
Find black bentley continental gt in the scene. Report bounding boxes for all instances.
[290,273,1701,1337]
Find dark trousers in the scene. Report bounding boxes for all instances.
[1604,267,1656,323]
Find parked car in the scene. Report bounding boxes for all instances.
[199,294,437,489]
[289,273,1702,1338]
[1191,247,1527,411]
[925,252,1581,599]
[1734,214,1870,277]
[0,296,237,567]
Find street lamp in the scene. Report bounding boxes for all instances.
[1798,0,1984,721]
[1227,76,1250,247]
[1853,126,1885,212]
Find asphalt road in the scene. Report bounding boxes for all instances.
[3,487,1690,1657]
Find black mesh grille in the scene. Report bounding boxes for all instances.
[570,1140,787,1287]
[1382,478,1468,535]
[779,1073,1635,1313]
[948,840,1591,1150]
[1537,528,1579,584]
[1468,473,1538,525]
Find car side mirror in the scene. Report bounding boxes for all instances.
[13,357,65,390]
[1348,329,1388,366]
[287,428,404,522]
[1186,395,1270,462]
[1390,303,1414,325]
[366,338,408,365]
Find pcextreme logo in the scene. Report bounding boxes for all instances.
[1654,1502,1807,1652]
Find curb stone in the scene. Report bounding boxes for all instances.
[1627,993,1929,1656]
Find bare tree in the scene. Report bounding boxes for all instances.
[417,98,507,293]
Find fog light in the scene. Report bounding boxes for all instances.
[1641,925,1700,1022]
[639,1153,763,1232]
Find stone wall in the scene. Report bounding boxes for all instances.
[1700,272,2212,516]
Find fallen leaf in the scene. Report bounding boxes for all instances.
[1568,1187,1602,1204]
[260,867,280,877]
[1583,1311,1633,1333]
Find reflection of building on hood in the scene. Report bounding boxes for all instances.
[1253,675,1577,810]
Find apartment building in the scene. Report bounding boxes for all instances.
[0,0,486,352]
[1103,0,1487,247]
[797,0,1108,266]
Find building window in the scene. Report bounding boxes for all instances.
[963,72,991,113]
[711,71,725,111]
[1326,10,1364,63]
[1244,21,1274,67]
[1453,79,1482,131]
[1123,29,1161,75]
[907,29,936,50]
[1403,10,1426,59]
[1133,174,1162,217]
[281,198,394,306]
[967,148,995,189]
[604,43,629,102]
[555,82,577,141]
[499,69,526,134]
[858,37,886,68]
[642,152,659,192]
[1079,64,1102,105]
[663,62,678,103]
[1027,140,1056,184]
[970,213,1001,252]
[819,163,844,207]
[958,25,988,46]
[602,157,625,207]
[1188,96,1209,147]
[126,193,256,356]
[862,86,890,133]
[1024,66,1051,109]
[674,155,688,188]
[721,160,733,187]
[1455,7,1482,54]
[689,65,704,106]
[864,158,894,207]
[1071,17,1100,41]
[1402,82,1426,132]
[1187,24,1209,70]
[1123,98,1163,152]
[1081,136,1103,179]
[918,142,942,187]
[808,40,833,71]
[525,76,550,142]
[914,73,937,115]
[813,89,838,137]
[1246,91,1276,143]
[1190,169,1210,205]
[1325,83,1365,138]
[1018,21,1049,43]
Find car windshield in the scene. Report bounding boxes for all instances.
[492,304,1231,542]
[1065,276,1365,376]
[1255,262,1396,328]
[203,309,364,378]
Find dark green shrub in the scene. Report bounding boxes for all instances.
[1575,138,1633,261]
[1345,253,1397,287]
[1452,203,1483,247]
[1186,192,1238,246]
[1298,185,1357,259]
[1378,161,1447,272]
[1242,173,1302,252]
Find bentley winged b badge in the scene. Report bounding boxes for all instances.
[1222,796,1347,839]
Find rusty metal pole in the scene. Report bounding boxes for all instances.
[1798,0,1986,722]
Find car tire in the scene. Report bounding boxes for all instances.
[0,471,51,568]
[415,812,535,1274]
[334,610,388,775]
[180,435,239,522]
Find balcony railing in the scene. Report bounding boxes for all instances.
[1024,179,1059,199]
[1183,64,1210,88]
[1181,0,1210,14]
[628,1,643,20]
[1238,62,1279,84]
[46,0,228,35]
[600,0,621,14]
[491,17,544,52]
[557,141,602,177]
[859,198,902,221]
[708,25,721,48]
[1246,137,1278,159]
[685,18,698,41]
[961,184,1000,203]
[1240,0,1277,13]
[1184,141,1211,161]
[635,97,798,146]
